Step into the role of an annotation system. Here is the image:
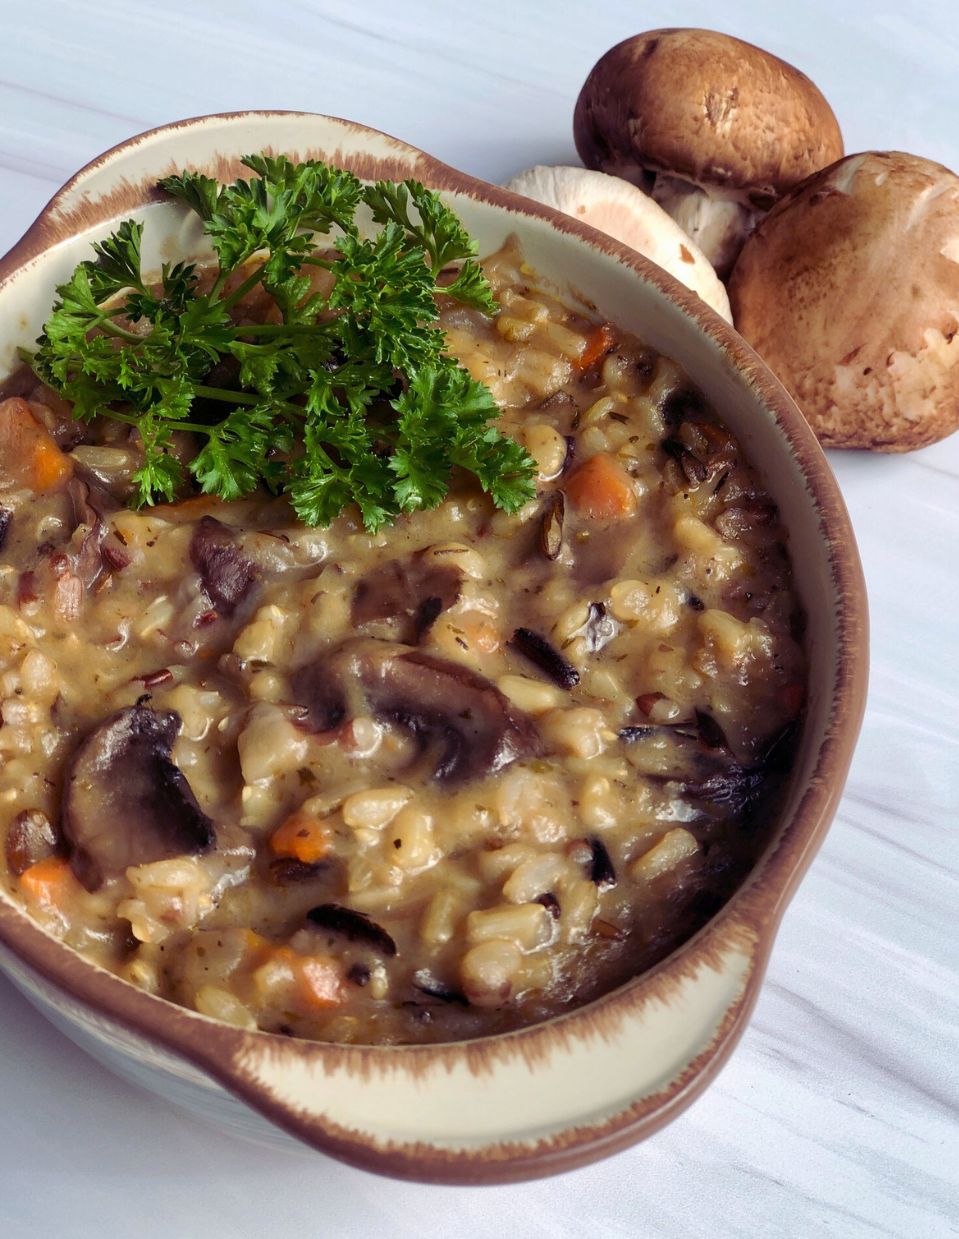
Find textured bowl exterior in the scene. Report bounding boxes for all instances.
[0,112,868,1183]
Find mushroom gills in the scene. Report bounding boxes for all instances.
[503,165,731,321]
[649,176,757,280]
[62,703,216,890]
[290,637,542,783]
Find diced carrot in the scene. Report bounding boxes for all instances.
[456,611,501,655]
[574,322,616,372]
[0,398,72,493]
[564,452,638,521]
[242,928,270,955]
[30,437,73,491]
[269,810,333,865]
[18,856,79,907]
[297,955,348,1008]
[258,945,346,1009]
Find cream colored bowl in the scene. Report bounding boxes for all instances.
[0,112,867,1183]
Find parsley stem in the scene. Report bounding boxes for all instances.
[221,264,267,311]
[192,385,262,405]
[191,384,306,420]
[227,323,326,338]
[95,316,142,344]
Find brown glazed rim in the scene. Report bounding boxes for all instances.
[0,112,868,1184]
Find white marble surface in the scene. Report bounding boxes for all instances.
[0,2,957,1236]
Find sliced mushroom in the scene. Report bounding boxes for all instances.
[68,477,130,587]
[5,809,61,876]
[290,638,541,783]
[62,703,215,890]
[0,507,10,551]
[189,516,255,616]
[351,554,462,642]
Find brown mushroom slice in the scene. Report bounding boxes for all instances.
[5,809,61,876]
[573,29,844,275]
[62,704,215,890]
[729,151,959,451]
[189,515,255,615]
[68,477,130,587]
[351,555,462,642]
[291,638,542,783]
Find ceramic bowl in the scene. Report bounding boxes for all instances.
[0,112,867,1183]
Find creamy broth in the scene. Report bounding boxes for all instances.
[0,242,804,1043]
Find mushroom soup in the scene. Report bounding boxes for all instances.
[0,242,804,1044]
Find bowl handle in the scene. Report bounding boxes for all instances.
[204,910,765,1183]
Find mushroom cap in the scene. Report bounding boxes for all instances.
[62,704,215,890]
[504,165,731,321]
[291,638,542,783]
[728,151,959,452]
[574,29,844,205]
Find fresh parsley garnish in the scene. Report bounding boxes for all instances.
[25,155,536,530]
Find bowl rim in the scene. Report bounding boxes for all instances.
[0,110,868,1183]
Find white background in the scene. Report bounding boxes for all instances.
[0,2,957,1236]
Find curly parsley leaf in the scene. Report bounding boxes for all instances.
[27,154,536,530]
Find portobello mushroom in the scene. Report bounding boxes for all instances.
[62,703,215,890]
[290,637,541,783]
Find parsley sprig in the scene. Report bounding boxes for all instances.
[25,155,536,530]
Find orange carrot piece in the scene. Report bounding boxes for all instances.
[263,945,347,1009]
[18,856,79,906]
[574,322,615,372]
[297,955,347,1008]
[0,398,72,493]
[242,929,270,955]
[565,452,638,521]
[454,611,501,655]
[30,437,73,491]
[269,810,333,865]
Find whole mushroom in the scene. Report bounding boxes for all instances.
[574,28,844,276]
[729,151,959,452]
